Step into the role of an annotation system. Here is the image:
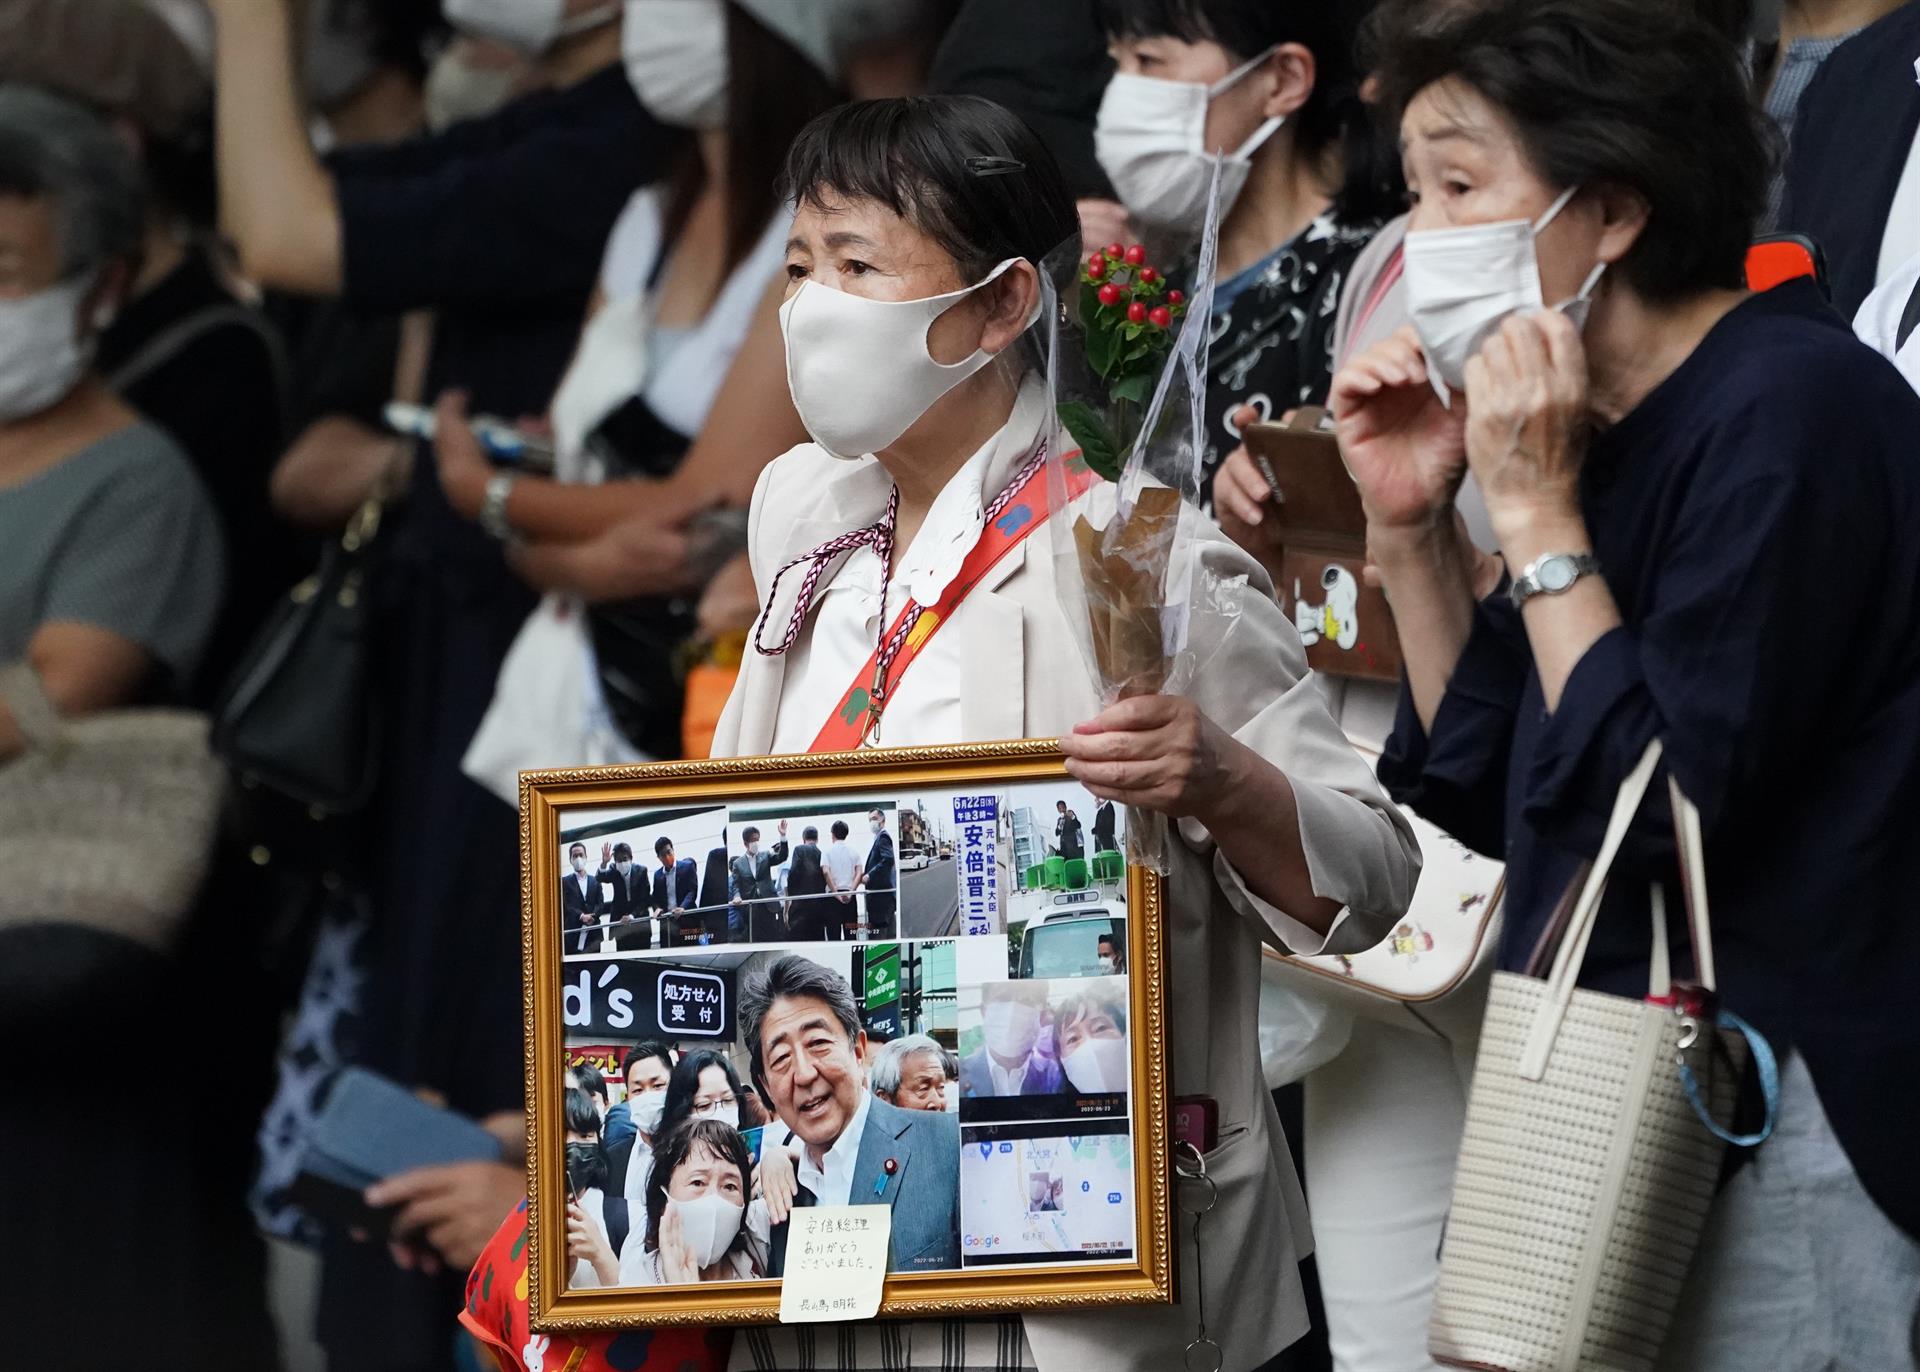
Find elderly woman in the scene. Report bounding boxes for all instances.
[0,84,223,758]
[872,1033,958,1112]
[711,93,1418,1372]
[1344,1,1920,1365]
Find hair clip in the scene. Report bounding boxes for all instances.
[966,155,1026,178]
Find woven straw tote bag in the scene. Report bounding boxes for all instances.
[0,664,224,951]
[1428,740,1778,1372]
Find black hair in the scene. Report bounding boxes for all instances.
[612,842,634,861]
[623,1040,676,1087]
[779,95,1081,287]
[563,1085,600,1140]
[571,1060,608,1105]
[654,836,675,859]
[831,820,849,840]
[643,1118,754,1257]
[740,954,862,1092]
[661,3,844,277]
[660,1049,744,1138]
[802,826,819,842]
[1099,0,1403,223]
[1371,0,1770,301]
[568,841,588,857]
[741,826,761,844]
[1055,987,1129,1040]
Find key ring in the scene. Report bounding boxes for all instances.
[1172,1142,1222,1372]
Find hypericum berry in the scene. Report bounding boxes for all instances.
[1124,244,1148,266]
[1168,289,1185,305]
[1127,301,1148,324]
[1104,242,1125,260]
[1087,255,1108,280]
[1148,306,1173,328]
[1097,283,1122,307]
[1139,266,1159,285]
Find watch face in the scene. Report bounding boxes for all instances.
[1538,556,1578,593]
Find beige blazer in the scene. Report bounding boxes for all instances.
[713,430,1421,1372]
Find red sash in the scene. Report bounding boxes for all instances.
[810,450,1097,751]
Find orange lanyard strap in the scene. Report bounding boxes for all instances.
[810,445,1097,752]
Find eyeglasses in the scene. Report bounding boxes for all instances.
[693,1094,737,1113]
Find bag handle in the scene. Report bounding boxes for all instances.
[0,663,66,756]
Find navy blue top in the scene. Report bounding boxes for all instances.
[1381,280,1920,1239]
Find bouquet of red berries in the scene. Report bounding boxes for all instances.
[1057,243,1189,480]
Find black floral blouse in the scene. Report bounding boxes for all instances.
[1195,211,1384,515]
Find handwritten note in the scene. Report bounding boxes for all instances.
[778,1205,891,1324]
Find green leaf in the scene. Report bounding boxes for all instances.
[1111,372,1153,406]
[1056,400,1121,481]
[1079,279,1103,324]
[1085,317,1120,376]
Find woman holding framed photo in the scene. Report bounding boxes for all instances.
[706,93,1420,1372]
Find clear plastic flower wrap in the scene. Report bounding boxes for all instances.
[1038,171,1245,871]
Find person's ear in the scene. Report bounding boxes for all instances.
[1592,182,1650,270]
[978,259,1040,357]
[1259,43,1318,122]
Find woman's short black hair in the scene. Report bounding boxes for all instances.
[660,1048,744,1138]
[1099,0,1401,223]
[1372,0,1771,301]
[563,1086,600,1140]
[778,95,1080,285]
[571,1061,608,1105]
[643,1117,753,1257]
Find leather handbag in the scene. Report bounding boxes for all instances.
[0,664,224,951]
[213,498,384,817]
[1428,740,1778,1372]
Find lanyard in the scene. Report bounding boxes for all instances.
[758,443,1095,752]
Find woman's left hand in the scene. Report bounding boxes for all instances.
[1461,311,1590,540]
[1060,695,1239,824]
[566,1198,619,1284]
[432,388,492,522]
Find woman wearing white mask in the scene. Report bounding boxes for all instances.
[1094,0,1401,517]
[0,85,224,764]
[626,1117,769,1284]
[709,93,1418,1372]
[1054,987,1130,1096]
[1347,3,1920,1367]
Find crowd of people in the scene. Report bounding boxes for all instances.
[5,0,1920,1369]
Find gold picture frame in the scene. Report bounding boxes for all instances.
[521,740,1171,1332]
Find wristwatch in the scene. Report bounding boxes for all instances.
[1508,552,1600,609]
[479,471,517,542]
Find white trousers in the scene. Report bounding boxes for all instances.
[1301,975,1487,1372]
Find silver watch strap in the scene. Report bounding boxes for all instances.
[479,472,517,542]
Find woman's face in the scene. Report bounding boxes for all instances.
[1106,33,1280,157]
[1400,78,1612,310]
[692,1064,736,1117]
[782,193,1034,368]
[1058,1005,1124,1059]
[666,1142,745,1207]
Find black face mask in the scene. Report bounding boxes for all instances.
[566,1141,609,1197]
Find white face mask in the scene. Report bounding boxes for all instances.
[1402,185,1605,402]
[694,1101,740,1128]
[1095,47,1283,243]
[623,0,728,130]
[0,277,95,422]
[442,0,618,56]
[1096,955,1116,974]
[669,1191,745,1270]
[571,855,587,872]
[779,258,1025,459]
[632,1087,667,1135]
[615,859,633,877]
[423,44,521,132]
[981,1000,1040,1062]
[870,821,884,835]
[1061,1035,1129,1093]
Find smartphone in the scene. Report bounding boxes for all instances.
[383,400,558,474]
[1745,234,1828,296]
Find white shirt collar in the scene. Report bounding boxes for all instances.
[987,1055,1030,1096]
[796,1087,872,1208]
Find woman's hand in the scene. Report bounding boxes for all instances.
[432,389,492,522]
[1077,199,1134,258]
[367,1160,525,1274]
[1461,312,1590,542]
[658,1204,700,1283]
[566,1198,619,1286]
[1331,325,1468,533]
[696,552,761,641]
[1060,695,1239,826]
[753,1139,800,1225]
